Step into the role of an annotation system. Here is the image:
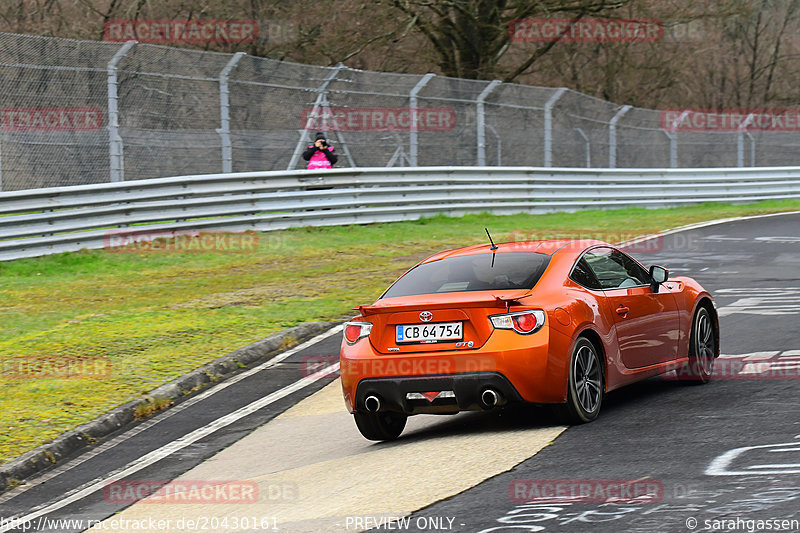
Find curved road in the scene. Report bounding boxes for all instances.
[1,211,799,533]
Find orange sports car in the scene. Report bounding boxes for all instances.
[339,238,719,441]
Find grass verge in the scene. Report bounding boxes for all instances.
[1,200,798,463]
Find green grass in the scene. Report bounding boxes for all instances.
[1,199,798,463]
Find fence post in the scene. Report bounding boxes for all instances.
[409,73,435,167]
[670,134,677,168]
[662,131,677,168]
[486,125,502,165]
[331,130,357,168]
[664,110,691,168]
[476,80,501,166]
[574,128,590,168]
[107,41,136,183]
[287,63,343,170]
[544,88,566,167]
[746,132,755,167]
[737,113,755,167]
[608,105,631,168]
[218,52,245,174]
[0,130,3,191]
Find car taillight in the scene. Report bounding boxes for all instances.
[344,321,372,345]
[490,310,545,335]
[512,313,538,333]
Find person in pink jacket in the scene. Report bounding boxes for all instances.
[302,132,338,170]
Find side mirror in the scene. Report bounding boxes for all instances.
[649,265,669,293]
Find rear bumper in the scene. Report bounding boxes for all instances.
[354,372,524,415]
[340,326,574,413]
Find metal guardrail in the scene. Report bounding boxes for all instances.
[2,166,799,261]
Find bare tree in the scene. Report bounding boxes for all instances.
[675,0,800,110]
[382,0,634,81]
[4,0,800,110]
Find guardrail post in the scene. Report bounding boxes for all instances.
[544,88,566,167]
[107,41,136,183]
[218,52,245,174]
[409,73,435,167]
[738,113,755,167]
[287,63,343,170]
[476,80,501,166]
[574,128,590,168]
[608,105,631,168]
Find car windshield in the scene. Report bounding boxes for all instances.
[382,252,551,298]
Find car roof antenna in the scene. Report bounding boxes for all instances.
[485,227,498,268]
[485,228,499,251]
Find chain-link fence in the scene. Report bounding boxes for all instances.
[2,31,800,191]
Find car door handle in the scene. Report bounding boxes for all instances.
[616,305,630,317]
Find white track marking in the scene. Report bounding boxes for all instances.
[614,210,800,249]
[702,235,748,241]
[0,325,342,506]
[0,361,341,531]
[706,438,800,476]
[712,351,800,378]
[714,288,800,317]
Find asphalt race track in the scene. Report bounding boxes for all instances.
[404,211,800,533]
[1,211,799,533]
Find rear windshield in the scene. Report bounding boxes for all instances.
[382,252,551,298]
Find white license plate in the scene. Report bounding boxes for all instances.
[396,322,462,344]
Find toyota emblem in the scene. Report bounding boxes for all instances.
[419,311,433,322]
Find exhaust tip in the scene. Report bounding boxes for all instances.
[365,395,381,412]
[481,388,504,409]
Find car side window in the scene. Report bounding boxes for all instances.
[614,250,651,286]
[581,247,650,289]
[570,257,602,290]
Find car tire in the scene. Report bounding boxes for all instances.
[353,411,407,441]
[683,306,716,384]
[556,337,604,424]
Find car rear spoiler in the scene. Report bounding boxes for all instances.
[354,293,529,316]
